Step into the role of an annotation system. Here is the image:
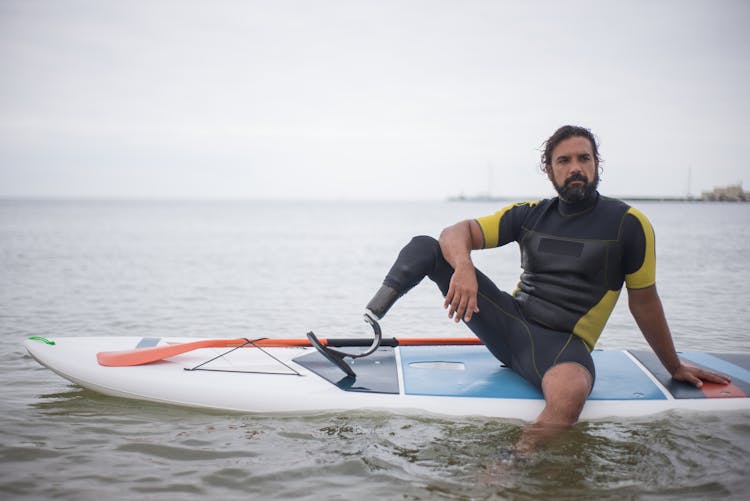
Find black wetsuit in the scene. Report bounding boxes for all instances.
[380,193,656,390]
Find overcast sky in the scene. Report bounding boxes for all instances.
[1,0,748,200]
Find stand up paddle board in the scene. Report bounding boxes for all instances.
[24,336,750,421]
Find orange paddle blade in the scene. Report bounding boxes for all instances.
[97,338,252,367]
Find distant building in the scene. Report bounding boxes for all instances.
[701,183,749,202]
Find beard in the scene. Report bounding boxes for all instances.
[552,171,599,203]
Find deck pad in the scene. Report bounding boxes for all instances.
[294,348,399,394]
[297,346,678,400]
[401,346,667,400]
[402,345,539,399]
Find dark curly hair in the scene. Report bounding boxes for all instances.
[540,125,602,173]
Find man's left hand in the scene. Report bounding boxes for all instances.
[671,364,731,388]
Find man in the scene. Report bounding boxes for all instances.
[364,125,730,452]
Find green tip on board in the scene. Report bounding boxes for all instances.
[28,336,55,346]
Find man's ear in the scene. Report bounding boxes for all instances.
[545,165,553,182]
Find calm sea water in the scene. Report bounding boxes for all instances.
[2,199,749,500]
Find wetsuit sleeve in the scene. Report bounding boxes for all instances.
[622,207,656,289]
[475,201,537,249]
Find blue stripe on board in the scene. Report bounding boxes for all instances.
[401,345,541,399]
[679,352,750,383]
[400,346,666,400]
[135,337,161,348]
[588,350,666,401]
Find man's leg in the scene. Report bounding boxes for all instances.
[515,362,593,453]
[366,235,448,320]
[365,235,517,366]
[367,235,595,452]
[501,325,595,454]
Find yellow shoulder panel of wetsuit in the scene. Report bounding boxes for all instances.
[475,201,538,249]
[573,289,622,351]
[624,207,656,289]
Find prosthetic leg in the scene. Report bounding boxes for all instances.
[306,285,401,378]
[308,236,437,376]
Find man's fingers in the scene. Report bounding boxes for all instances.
[444,272,479,322]
[446,299,457,320]
[445,291,480,322]
[463,298,479,322]
[443,285,454,311]
[674,365,731,388]
[444,289,465,321]
[461,287,479,322]
[444,279,459,316]
[682,373,704,389]
[698,369,731,385]
[452,294,466,323]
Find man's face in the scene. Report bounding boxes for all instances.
[546,136,599,203]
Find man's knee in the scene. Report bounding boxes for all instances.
[384,235,441,289]
[543,362,593,397]
[407,235,440,252]
[539,362,593,426]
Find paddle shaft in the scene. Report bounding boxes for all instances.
[96,336,483,367]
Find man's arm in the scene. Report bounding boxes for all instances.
[628,285,731,387]
[438,220,484,323]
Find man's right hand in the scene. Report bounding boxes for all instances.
[438,219,484,323]
[444,262,480,322]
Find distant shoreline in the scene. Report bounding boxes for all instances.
[0,196,747,204]
[448,195,749,203]
[451,183,749,203]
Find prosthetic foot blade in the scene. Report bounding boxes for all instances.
[306,331,356,378]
